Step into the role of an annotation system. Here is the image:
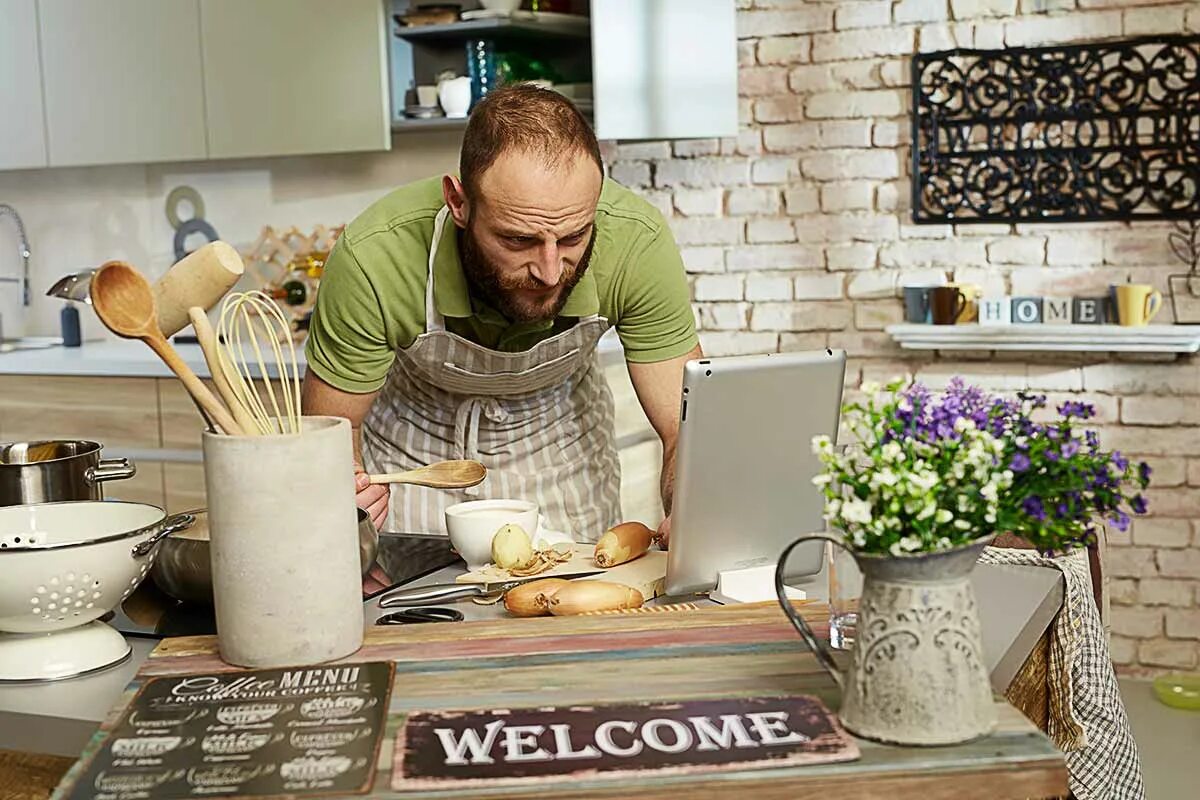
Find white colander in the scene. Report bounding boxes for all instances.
[0,501,193,681]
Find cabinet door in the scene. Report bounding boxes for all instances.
[0,375,160,450]
[0,0,48,169]
[591,0,738,140]
[38,0,207,167]
[200,0,390,159]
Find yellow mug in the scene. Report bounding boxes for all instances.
[946,282,981,323]
[1115,284,1162,326]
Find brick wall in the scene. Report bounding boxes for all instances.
[602,0,1200,676]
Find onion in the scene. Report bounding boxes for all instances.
[547,581,644,616]
[593,521,655,568]
[503,578,570,617]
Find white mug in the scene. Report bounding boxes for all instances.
[416,84,438,108]
[438,76,472,119]
[444,499,571,570]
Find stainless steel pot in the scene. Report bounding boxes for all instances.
[0,441,136,507]
[150,507,380,605]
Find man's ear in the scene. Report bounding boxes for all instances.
[442,175,470,229]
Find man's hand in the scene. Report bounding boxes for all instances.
[656,514,672,549]
[355,469,389,531]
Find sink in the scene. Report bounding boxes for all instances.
[0,336,62,353]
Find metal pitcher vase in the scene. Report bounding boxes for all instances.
[775,533,996,746]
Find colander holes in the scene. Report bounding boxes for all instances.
[28,597,38,605]
[73,599,83,608]
[49,592,59,600]
[1,543,7,549]
[76,589,85,598]
[12,537,19,544]
[91,591,102,599]
[92,580,99,587]
[49,577,58,586]
[66,572,75,581]
[47,602,56,610]
[36,586,45,594]
[64,585,74,594]
[73,611,81,617]
[82,573,91,583]
[85,602,94,609]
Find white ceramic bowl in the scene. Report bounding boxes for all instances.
[445,499,539,570]
[480,0,522,12]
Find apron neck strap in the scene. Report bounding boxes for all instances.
[425,205,452,333]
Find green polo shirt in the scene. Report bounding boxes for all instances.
[306,176,698,394]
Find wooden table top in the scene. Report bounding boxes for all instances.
[50,602,1067,800]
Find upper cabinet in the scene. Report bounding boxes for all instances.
[199,0,390,159]
[0,0,49,170]
[590,0,738,141]
[39,0,208,167]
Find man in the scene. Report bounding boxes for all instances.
[303,84,700,545]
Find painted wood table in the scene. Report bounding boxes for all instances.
[50,603,1067,799]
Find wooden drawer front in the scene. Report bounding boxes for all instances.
[164,462,206,513]
[101,460,165,508]
[0,375,160,449]
[160,379,214,450]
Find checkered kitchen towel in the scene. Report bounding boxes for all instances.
[980,546,1144,800]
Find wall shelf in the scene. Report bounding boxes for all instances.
[884,324,1200,354]
[393,14,591,44]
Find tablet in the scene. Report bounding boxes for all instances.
[664,349,846,596]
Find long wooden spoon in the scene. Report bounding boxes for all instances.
[91,261,243,436]
[368,459,487,489]
[188,306,259,435]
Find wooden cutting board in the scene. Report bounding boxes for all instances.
[455,543,668,599]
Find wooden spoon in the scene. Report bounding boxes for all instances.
[90,261,243,436]
[368,459,487,489]
[188,306,259,435]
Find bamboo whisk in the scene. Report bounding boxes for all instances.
[215,291,302,435]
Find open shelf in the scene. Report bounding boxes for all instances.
[393,13,590,44]
[884,323,1200,353]
[391,116,469,132]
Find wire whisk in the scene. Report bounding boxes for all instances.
[215,291,302,435]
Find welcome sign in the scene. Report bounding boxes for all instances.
[392,695,858,791]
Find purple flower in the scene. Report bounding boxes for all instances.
[1109,512,1131,532]
[1009,452,1031,472]
[1112,451,1129,472]
[1130,495,1148,514]
[1061,440,1080,459]
[1138,462,1152,484]
[1057,401,1095,419]
[1086,430,1100,450]
[1022,495,1047,521]
[1046,449,1060,462]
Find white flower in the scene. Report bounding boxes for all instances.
[881,441,903,463]
[869,468,899,489]
[811,435,832,455]
[840,497,873,525]
[861,380,880,396]
[934,508,954,524]
[812,473,833,486]
[953,519,971,530]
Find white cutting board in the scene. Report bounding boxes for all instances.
[456,544,668,599]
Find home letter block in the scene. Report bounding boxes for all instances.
[1043,296,1071,324]
[1072,297,1105,324]
[1012,297,1043,324]
[979,296,1011,325]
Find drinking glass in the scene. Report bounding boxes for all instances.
[828,541,862,650]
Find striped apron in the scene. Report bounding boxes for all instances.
[361,206,622,542]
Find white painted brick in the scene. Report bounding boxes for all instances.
[699,331,778,357]
[1005,11,1123,47]
[847,270,899,299]
[1109,546,1158,578]
[855,301,906,330]
[1021,0,1075,12]
[835,1,891,30]
[1138,640,1197,670]
[699,303,750,331]
[903,223,954,239]
[752,156,802,184]
[1122,396,1200,426]
[1124,7,1185,36]
[1111,578,1138,607]
[784,186,821,215]
[751,301,853,331]
[792,272,844,300]
[819,120,874,148]
[730,130,763,157]
[680,246,726,274]
[829,61,885,90]
[917,23,970,54]
[739,96,755,126]
[780,332,832,351]
[757,35,812,66]
[728,243,824,271]
[1007,266,1108,296]
[950,266,1006,294]
[951,0,1018,18]
[821,181,874,212]
[1141,455,1185,487]
[1046,233,1104,266]
[896,0,949,24]
[880,59,910,87]
[1132,519,1192,549]
[1109,635,1137,665]
[872,120,909,147]
[1102,426,1200,457]
[826,243,879,270]
[746,274,795,301]
[728,187,782,216]
[1104,232,1173,266]
[654,158,750,189]
[801,149,901,180]
[641,190,674,220]
[673,188,724,217]
[878,239,988,267]
[1025,365,1084,392]
[807,90,905,119]
[693,275,743,302]
[1112,607,1163,639]
[739,66,790,97]
[918,362,1035,391]
[610,161,651,188]
[672,138,721,158]
[876,181,903,212]
[763,122,821,152]
[754,96,806,123]
[1159,548,1200,579]
[1189,6,1200,34]
[974,21,1006,49]
[788,64,839,93]
[617,142,671,160]
[670,217,743,247]
[896,267,948,286]
[816,213,901,243]
[1140,579,1195,608]
[738,39,757,68]
[747,219,797,244]
[811,28,916,62]
[1167,609,1200,640]
[1084,364,1200,396]
[738,8,834,39]
[987,237,1046,265]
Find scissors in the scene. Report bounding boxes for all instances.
[375,607,464,625]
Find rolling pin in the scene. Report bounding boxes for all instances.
[153,241,245,338]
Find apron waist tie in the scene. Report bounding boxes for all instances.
[453,397,509,495]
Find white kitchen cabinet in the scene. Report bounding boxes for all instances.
[199,0,390,159]
[38,0,208,167]
[590,0,738,141]
[0,0,48,169]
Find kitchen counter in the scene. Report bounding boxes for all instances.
[0,330,627,379]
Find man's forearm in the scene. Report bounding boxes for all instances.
[301,371,379,467]
[660,439,678,514]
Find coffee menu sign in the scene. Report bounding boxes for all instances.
[63,662,393,799]
[392,695,859,791]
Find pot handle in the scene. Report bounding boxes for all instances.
[132,513,196,558]
[774,532,846,689]
[87,457,137,484]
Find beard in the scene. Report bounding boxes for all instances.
[459,222,595,324]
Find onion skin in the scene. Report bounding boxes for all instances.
[503,578,570,617]
[547,581,644,616]
[593,521,656,568]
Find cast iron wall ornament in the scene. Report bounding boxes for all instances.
[912,35,1200,224]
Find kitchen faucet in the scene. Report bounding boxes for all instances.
[0,203,31,341]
